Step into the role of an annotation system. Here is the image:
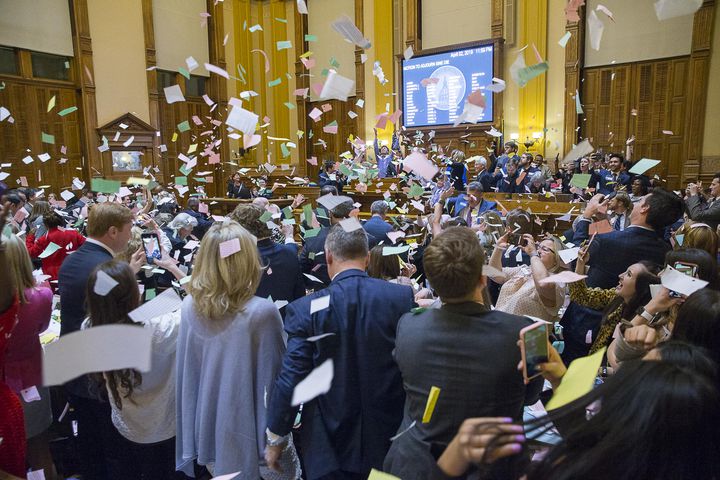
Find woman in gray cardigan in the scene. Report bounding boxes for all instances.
[175,221,300,479]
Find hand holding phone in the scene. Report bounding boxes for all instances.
[141,232,162,264]
[520,322,550,384]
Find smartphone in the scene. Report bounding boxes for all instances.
[520,322,550,384]
[673,261,698,278]
[141,232,162,264]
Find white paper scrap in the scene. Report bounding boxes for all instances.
[310,295,331,314]
[43,325,153,386]
[291,358,334,406]
[93,270,119,296]
[128,288,183,323]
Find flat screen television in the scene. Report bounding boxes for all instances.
[401,43,494,128]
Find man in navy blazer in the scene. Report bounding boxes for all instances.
[560,189,683,363]
[266,225,414,480]
[363,200,393,245]
[57,203,145,479]
[446,181,497,226]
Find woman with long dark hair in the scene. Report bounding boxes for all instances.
[435,359,720,480]
[572,247,661,353]
[86,259,181,479]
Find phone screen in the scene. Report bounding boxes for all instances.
[142,234,161,264]
[673,262,698,278]
[523,324,549,377]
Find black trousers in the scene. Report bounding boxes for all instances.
[115,435,188,480]
[66,393,126,480]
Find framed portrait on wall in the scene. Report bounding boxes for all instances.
[111,150,143,172]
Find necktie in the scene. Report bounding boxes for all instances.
[614,214,622,231]
[466,207,473,225]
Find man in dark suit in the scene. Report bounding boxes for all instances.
[384,226,541,480]
[230,204,305,318]
[363,200,393,245]
[318,159,347,194]
[686,173,720,229]
[300,198,376,289]
[57,203,145,479]
[182,197,213,239]
[560,189,683,363]
[446,182,497,226]
[266,225,415,480]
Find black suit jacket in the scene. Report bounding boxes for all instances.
[226,181,252,199]
[384,302,542,480]
[267,270,414,479]
[58,241,114,397]
[300,227,331,289]
[256,239,305,317]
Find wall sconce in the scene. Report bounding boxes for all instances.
[509,133,519,141]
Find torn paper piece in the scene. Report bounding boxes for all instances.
[163,85,185,104]
[43,325,153,386]
[291,358,334,406]
[331,14,371,49]
[310,295,330,314]
[226,105,259,135]
[93,270,119,296]
[320,70,355,102]
[128,288,183,323]
[587,10,604,51]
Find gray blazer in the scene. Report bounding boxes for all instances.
[686,195,720,229]
[383,302,542,480]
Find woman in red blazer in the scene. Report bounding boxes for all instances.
[25,211,86,282]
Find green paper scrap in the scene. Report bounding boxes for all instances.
[382,245,411,256]
[268,77,282,87]
[38,242,62,259]
[145,288,156,300]
[276,40,292,50]
[282,206,293,219]
[326,120,338,127]
[321,68,329,77]
[329,57,340,68]
[274,17,287,23]
[339,164,353,177]
[518,61,549,87]
[178,67,190,79]
[91,178,121,194]
[41,132,55,144]
[177,120,190,132]
[280,143,291,158]
[193,177,207,183]
[284,102,296,110]
[628,158,661,175]
[308,252,315,260]
[304,227,321,239]
[282,218,296,225]
[303,204,313,224]
[2,224,12,239]
[408,184,425,198]
[58,106,78,116]
[179,164,192,176]
[569,173,592,189]
[316,207,328,219]
[547,347,606,410]
[305,34,317,42]
[175,176,188,186]
[259,211,273,223]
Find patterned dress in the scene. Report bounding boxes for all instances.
[568,280,621,353]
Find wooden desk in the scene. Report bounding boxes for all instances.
[205,197,293,215]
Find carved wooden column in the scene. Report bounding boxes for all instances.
[405,0,420,52]
[207,0,229,197]
[70,0,99,181]
[563,5,585,154]
[141,0,162,179]
[354,0,366,139]
[683,0,716,183]
[294,3,309,177]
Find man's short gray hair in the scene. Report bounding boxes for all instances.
[478,156,487,168]
[370,200,389,215]
[467,181,484,193]
[325,224,368,261]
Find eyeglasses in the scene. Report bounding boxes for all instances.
[537,244,556,254]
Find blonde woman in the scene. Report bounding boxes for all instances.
[488,232,567,322]
[175,221,300,479]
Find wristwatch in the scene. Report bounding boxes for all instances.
[638,308,662,326]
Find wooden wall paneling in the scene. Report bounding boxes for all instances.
[683,0,716,184]
[206,0,229,197]
[491,0,504,129]
[405,0,420,52]
[564,5,585,153]
[141,0,162,183]
[70,0,98,184]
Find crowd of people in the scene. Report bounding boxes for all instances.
[1,142,720,480]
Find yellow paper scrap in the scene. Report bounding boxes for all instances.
[127,177,150,186]
[422,386,441,423]
[368,469,400,480]
[546,347,606,411]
